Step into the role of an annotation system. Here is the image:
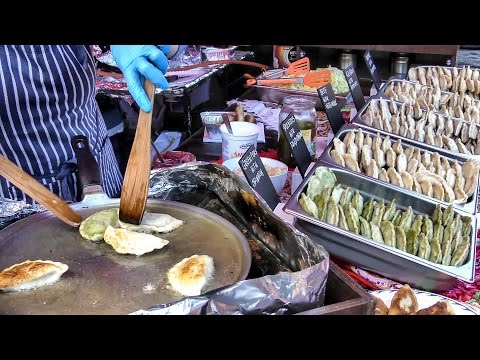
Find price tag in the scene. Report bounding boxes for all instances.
[280,113,311,178]
[343,64,365,111]
[239,145,280,210]
[317,83,344,134]
[363,50,382,91]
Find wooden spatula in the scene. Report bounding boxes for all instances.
[0,154,82,227]
[119,79,156,225]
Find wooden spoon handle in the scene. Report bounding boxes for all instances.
[119,79,156,224]
[0,154,82,227]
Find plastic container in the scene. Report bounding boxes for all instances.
[220,122,260,161]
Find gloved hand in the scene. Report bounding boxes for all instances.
[110,45,169,112]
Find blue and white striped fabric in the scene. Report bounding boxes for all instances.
[0,45,123,203]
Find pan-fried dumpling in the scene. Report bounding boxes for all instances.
[396,152,407,173]
[391,139,403,155]
[355,129,364,150]
[104,225,169,256]
[364,134,372,147]
[387,167,404,188]
[400,171,414,191]
[388,284,418,315]
[432,182,445,201]
[379,168,390,183]
[366,160,379,179]
[446,169,457,189]
[167,255,215,297]
[79,208,119,242]
[373,147,386,168]
[381,135,392,152]
[462,159,480,180]
[334,138,347,157]
[343,153,360,172]
[361,145,373,170]
[372,133,383,150]
[330,150,345,167]
[119,212,184,234]
[0,260,68,292]
[406,158,419,174]
[299,193,318,218]
[386,148,397,168]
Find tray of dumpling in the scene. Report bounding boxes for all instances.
[319,124,480,214]
[378,78,480,125]
[407,65,480,98]
[283,165,477,292]
[353,96,480,157]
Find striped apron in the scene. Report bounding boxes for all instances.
[0,45,123,204]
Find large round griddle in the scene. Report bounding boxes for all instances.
[0,199,251,314]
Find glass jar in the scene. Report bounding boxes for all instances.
[278,95,317,167]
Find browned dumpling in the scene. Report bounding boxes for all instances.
[373,296,389,315]
[416,301,456,315]
[388,284,418,315]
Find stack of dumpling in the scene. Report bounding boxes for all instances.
[408,65,480,99]
[362,97,480,155]
[299,167,471,267]
[330,129,480,204]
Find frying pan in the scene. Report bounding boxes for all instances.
[0,136,251,314]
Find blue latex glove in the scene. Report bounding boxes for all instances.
[157,45,188,60]
[110,45,169,112]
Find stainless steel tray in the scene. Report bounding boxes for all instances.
[283,163,477,292]
[319,123,480,214]
[378,78,480,110]
[352,96,480,160]
[248,69,349,109]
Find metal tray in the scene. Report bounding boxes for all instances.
[319,123,480,214]
[377,78,480,109]
[283,163,477,292]
[248,69,349,110]
[352,96,480,160]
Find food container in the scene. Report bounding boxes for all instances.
[248,69,349,110]
[221,157,288,194]
[352,96,480,160]
[220,122,260,161]
[201,111,255,141]
[391,53,409,75]
[338,50,357,70]
[283,162,477,292]
[152,151,196,169]
[201,46,236,61]
[319,123,480,214]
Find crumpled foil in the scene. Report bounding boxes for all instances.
[132,162,329,315]
[0,198,45,230]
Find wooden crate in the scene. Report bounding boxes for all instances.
[297,260,375,315]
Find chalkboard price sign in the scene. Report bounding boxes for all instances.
[363,51,382,91]
[343,64,365,111]
[239,145,279,210]
[317,83,344,134]
[280,113,312,178]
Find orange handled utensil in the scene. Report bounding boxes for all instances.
[246,69,332,88]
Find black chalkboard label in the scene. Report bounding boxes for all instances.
[280,113,311,178]
[317,83,344,134]
[363,51,382,91]
[239,145,280,210]
[343,64,365,111]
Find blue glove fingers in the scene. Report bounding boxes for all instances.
[145,48,169,74]
[123,68,152,112]
[136,59,169,90]
[156,45,171,56]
